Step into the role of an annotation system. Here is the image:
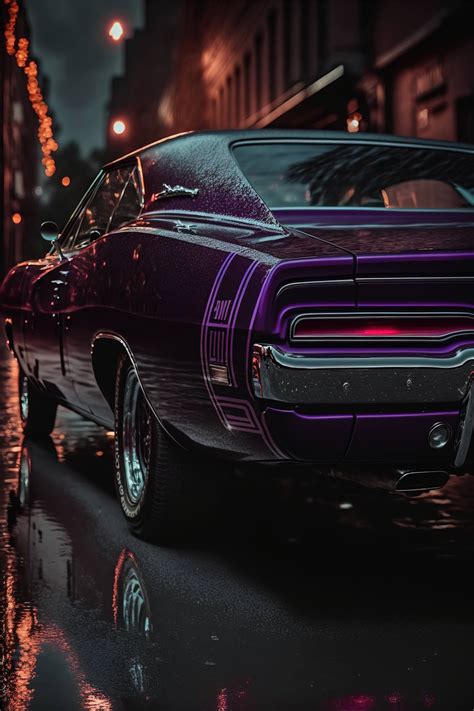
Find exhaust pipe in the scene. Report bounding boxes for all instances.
[395,469,449,493]
[318,463,450,494]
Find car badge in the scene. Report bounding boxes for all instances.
[151,184,199,202]
[174,220,199,234]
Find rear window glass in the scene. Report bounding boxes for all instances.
[233,142,474,209]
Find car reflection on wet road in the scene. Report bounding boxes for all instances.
[1,348,474,710]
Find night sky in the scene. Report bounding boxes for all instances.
[28,0,143,156]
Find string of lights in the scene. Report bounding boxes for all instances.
[4,0,58,177]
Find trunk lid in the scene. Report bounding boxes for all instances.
[276,207,474,311]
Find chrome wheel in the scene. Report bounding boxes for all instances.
[19,373,29,423]
[115,353,198,541]
[122,368,152,506]
[18,448,31,508]
[122,564,151,637]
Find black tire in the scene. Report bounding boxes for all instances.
[19,368,58,436]
[114,355,200,543]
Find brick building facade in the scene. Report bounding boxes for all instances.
[373,1,474,142]
[168,0,369,133]
[107,0,182,157]
[106,0,474,155]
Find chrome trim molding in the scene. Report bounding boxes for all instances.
[208,363,232,386]
[276,279,353,299]
[232,137,474,156]
[91,332,188,453]
[357,276,474,283]
[91,332,161,425]
[252,343,474,405]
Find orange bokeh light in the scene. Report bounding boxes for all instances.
[108,21,124,42]
[112,119,127,135]
[61,176,71,187]
[347,111,362,133]
[12,212,22,224]
[4,0,58,177]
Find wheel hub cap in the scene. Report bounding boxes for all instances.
[122,369,152,505]
[20,375,29,422]
[122,566,150,635]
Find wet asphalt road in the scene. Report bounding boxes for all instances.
[1,347,474,711]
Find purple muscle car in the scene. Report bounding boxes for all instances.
[2,129,474,541]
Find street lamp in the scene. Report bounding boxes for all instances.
[112,119,127,136]
[108,21,124,42]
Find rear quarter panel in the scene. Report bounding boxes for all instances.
[63,219,282,460]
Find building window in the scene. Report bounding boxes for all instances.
[457,95,474,143]
[14,170,24,199]
[234,65,241,126]
[317,0,327,66]
[359,0,374,63]
[226,75,232,127]
[414,63,446,100]
[244,51,252,118]
[267,10,277,102]
[211,98,218,127]
[12,101,24,124]
[283,0,292,89]
[255,32,263,111]
[219,86,224,127]
[416,107,430,133]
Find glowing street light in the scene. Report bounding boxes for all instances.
[112,119,127,136]
[108,21,124,42]
[12,212,22,224]
[61,176,71,187]
[347,112,362,133]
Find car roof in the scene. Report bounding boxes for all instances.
[104,129,474,169]
[104,130,474,228]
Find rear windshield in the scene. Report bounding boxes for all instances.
[233,141,474,210]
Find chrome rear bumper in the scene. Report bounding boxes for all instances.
[252,344,474,405]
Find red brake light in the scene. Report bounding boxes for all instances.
[360,326,401,336]
[292,315,474,340]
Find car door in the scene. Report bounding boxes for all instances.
[59,162,144,416]
[21,175,102,402]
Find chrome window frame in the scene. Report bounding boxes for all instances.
[58,157,145,255]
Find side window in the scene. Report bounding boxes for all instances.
[69,167,131,251]
[58,172,104,249]
[59,210,85,250]
[109,166,143,231]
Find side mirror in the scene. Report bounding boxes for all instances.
[40,221,60,242]
[89,228,102,241]
[40,221,65,261]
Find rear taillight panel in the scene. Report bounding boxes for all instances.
[291,312,474,342]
